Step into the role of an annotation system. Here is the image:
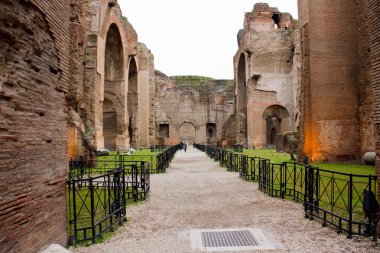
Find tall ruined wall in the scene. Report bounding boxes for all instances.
[298,0,374,162]
[234,3,298,148]
[68,0,139,153]
[155,74,234,145]
[0,0,69,252]
[358,0,375,159]
[369,0,380,204]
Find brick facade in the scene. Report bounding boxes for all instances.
[0,0,69,252]
[297,0,375,162]
[369,0,380,206]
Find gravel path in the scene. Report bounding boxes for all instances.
[73,147,379,253]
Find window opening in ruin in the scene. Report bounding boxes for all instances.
[263,105,290,146]
[128,57,138,147]
[159,124,169,138]
[272,14,280,28]
[206,123,216,138]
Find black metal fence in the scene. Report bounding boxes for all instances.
[194,144,379,240]
[67,144,181,245]
[67,168,126,245]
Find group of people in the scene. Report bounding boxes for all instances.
[179,141,187,152]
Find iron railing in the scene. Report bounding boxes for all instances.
[67,144,180,245]
[67,168,126,244]
[194,144,379,240]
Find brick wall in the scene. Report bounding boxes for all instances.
[298,0,361,162]
[369,0,380,209]
[31,0,71,92]
[358,0,375,160]
[0,0,69,252]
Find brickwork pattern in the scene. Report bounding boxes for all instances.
[31,0,71,92]
[369,0,380,210]
[0,0,68,252]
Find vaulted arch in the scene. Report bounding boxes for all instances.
[263,105,290,145]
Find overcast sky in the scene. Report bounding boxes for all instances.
[120,1,298,79]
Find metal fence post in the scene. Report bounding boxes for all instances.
[347,173,353,239]
[107,173,113,232]
[90,179,96,243]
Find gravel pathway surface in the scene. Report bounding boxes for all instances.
[73,147,379,253]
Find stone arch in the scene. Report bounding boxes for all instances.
[179,122,197,144]
[105,23,124,82]
[237,53,247,144]
[263,105,290,145]
[128,57,138,147]
[103,23,125,150]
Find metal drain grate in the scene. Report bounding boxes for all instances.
[190,228,278,251]
[201,230,259,247]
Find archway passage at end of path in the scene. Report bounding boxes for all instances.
[103,98,117,150]
[263,105,290,146]
[179,122,196,145]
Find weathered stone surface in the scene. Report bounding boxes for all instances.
[155,74,234,145]
[363,152,376,165]
[368,0,380,211]
[297,0,372,162]
[0,0,68,252]
[233,3,299,148]
[68,0,155,152]
[40,244,71,253]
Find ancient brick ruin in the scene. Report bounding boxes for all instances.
[1,0,380,252]
[0,0,69,252]
[297,0,376,162]
[155,74,234,145]
[232,4,299,148]
[67,0,157,155]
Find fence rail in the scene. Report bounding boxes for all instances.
[67,144,180,245]
[67,168,126,244]
[194,144,379,240]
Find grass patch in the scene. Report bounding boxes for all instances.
[243,148,375,176]
[66,186,143,246]
[241,148,377,227]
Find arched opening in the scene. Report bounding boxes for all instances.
[237,53,247,143]
[272,14,281,28]
[104,24,124,150]
[263,105,290,146]
[159,124,169,138]
[105,24,124,87]
[103,98,117,150]
[179,123,196,145]
[128,57,138,147]
[206,123,216,138]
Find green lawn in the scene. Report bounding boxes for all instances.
[243,148,376,176]
[66,186,143,246]
[241,148,377,226]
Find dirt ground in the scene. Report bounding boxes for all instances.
[72,147,379,253]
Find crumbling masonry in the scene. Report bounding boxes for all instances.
[232,4,299,148]
[1,0,380,252]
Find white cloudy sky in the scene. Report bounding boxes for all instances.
[119,1,298,79]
